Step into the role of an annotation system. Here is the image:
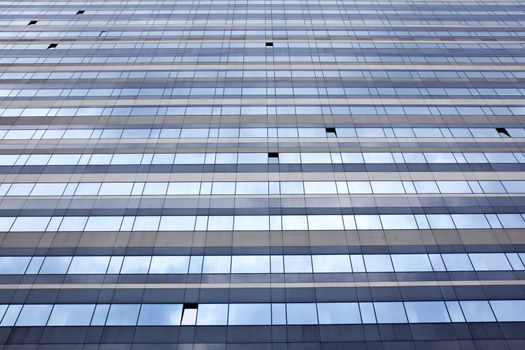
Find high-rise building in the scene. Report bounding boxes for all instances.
[0,0,525,348]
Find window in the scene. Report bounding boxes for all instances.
[121,256,151,274]
[197,304,228,325]
[374,302,407,323]
[16,305,52,326]
[181,304,198,325]
[404,302,450,323]
[490,300,525,321]
[28,20,37,25]
[286,303,318,324]
[106,304,140,325]
[392,254,432,272]
[468,253,511,271]
[231,256,269,273]
[460,301,496,322]
[149,256,189,274]
[47,43,57,49]
[312,255,351,273]
[284,255,312,273]
[68,256,110,274]
[317,303,360,324]
[442,254,473,271]
[364,255,393,272]
[39,256,72,274]
[48,305,95,326]
[202,256,230,273]
[85,216,122,231]
[229,304,271,325]
[0,257,30,274]
[138,304,182,325]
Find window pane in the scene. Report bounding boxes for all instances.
[404,301,450,323]
[451,214,490,229]
[312,255,351,273]
[0,257,30,274]
[307,215,344,230]
[442,254,473,271]
[469,253,511,271]
[121,256,151,274]
[40,256,72,274]
[202,256,230,273]
[282,215,308,230]
[427,214,455,229]
[234,216,269,231]
[68,256,110,274]
[490,300,525,322]
[85,216,122,231]
[159,216,195,231]
[228,304,271,325]
[48,304,95,326]
[106,304,140,325]
[149,256,189,273]
[380,215,417,229]
[374,302,407,323]
[16,305,53,326]
[364,255,393,272]
[231,256,269,273]
[460,301,495,322]
[355,215,382,230]
[392,254,432,272]
[138,304,182,325]
[284,255,312,273]
[286,303,318,324]
[197,304,228,325]
[317,303,360,324]
[11,216,51,232]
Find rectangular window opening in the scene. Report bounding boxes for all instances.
[76,10,85,15]
[181,303,198,325]
[265,42,273,47]
[47,43,57,49]
[268,152,279,158]
[325,127,337,136]
[28,20,37,25]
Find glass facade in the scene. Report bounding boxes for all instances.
[0,0,525,348]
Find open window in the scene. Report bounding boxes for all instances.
[76,10,85,15]
[325,127,337,136]
[181,303,198,325]
[496,127,510,137]
[28,20,37,25]
[47,43,57,49]
[265,42,273,47]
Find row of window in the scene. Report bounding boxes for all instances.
[2,180,525,197]
[0,127,520,140]
[2,105,523,118]
[4,41,525,51]
[1,252,523,275]
[1,213,524,233]
[2,152,524,167]
[3,55,525,65]
[1,300,524,327]
[2,69,522,81]
[4,86,525,99]
[4,28,525,39]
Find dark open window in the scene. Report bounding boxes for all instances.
[181,303,198,325]
[28,20,37,25]
[496,127,510,137]
[325,127,337,135]
[47,43,57,49]
[265,42,273,47]
[268,152,279,158]
[76,10,85,15]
